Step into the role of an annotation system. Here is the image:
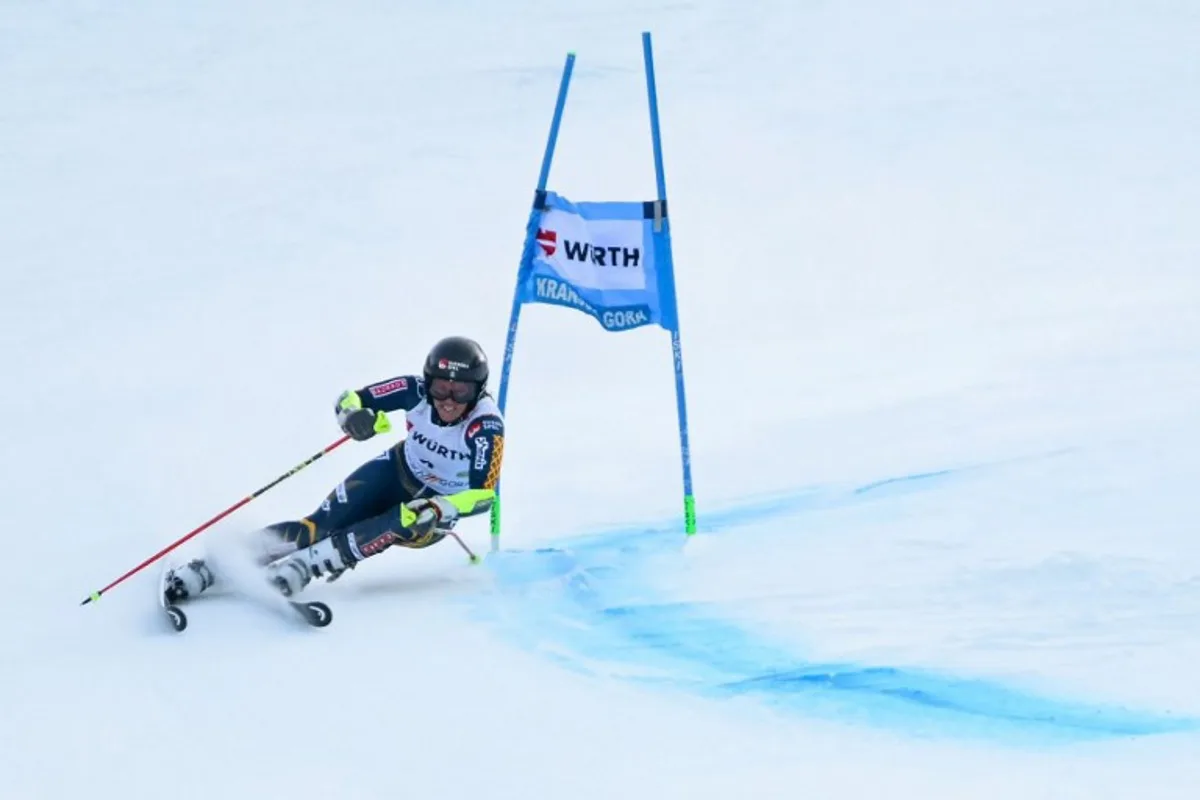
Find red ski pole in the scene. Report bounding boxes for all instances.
[80,434,352,606]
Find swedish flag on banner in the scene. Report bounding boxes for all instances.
[491,32,695,551]
[518,191,679,334]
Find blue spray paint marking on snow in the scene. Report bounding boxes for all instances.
[473,464,1198,744]
[572,463,963,539]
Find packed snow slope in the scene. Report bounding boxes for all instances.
[2,1,1199,798]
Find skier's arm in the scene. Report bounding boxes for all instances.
[353,376,425,413]
[465,415,505,492]
[334,377,424,441]
[398,416,504,534]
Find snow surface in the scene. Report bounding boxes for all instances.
[3,1,1199,797]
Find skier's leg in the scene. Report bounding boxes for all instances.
[265,457,461,595]
[264,494,448,596]
[170,446,410,599]
[163,558,215,603]
[257,444,411,560]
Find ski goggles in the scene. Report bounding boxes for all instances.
[427,378,478,404]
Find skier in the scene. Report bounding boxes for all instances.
[165,335,504,601]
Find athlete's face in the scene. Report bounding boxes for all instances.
[429,378,474,423]
[433,396,467,423]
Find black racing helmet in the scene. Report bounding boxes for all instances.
[423,336,489,404]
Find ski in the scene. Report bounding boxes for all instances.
[158,560,189,632]
[233,591,334,628]
[290,599,333,627]
[158,559,332,631]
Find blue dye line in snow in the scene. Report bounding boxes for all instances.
[570,462,965,541]
[473,464,1199,744]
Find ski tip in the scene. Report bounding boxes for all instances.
[165,605,188,632]
[293,601,333,628]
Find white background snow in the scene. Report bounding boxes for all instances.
[3,1,1199,797]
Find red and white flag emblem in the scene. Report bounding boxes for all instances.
[536,228,557,257]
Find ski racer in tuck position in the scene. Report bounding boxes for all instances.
[164,336,504,600]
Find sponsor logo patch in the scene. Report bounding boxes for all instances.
[410,430,470,461]
[473,436,490,470]
[368,378,408,397]
[467,417,503,438]
[358,530,399,556]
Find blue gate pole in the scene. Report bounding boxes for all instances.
[491,51,577,552]
[642,31,696,535]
